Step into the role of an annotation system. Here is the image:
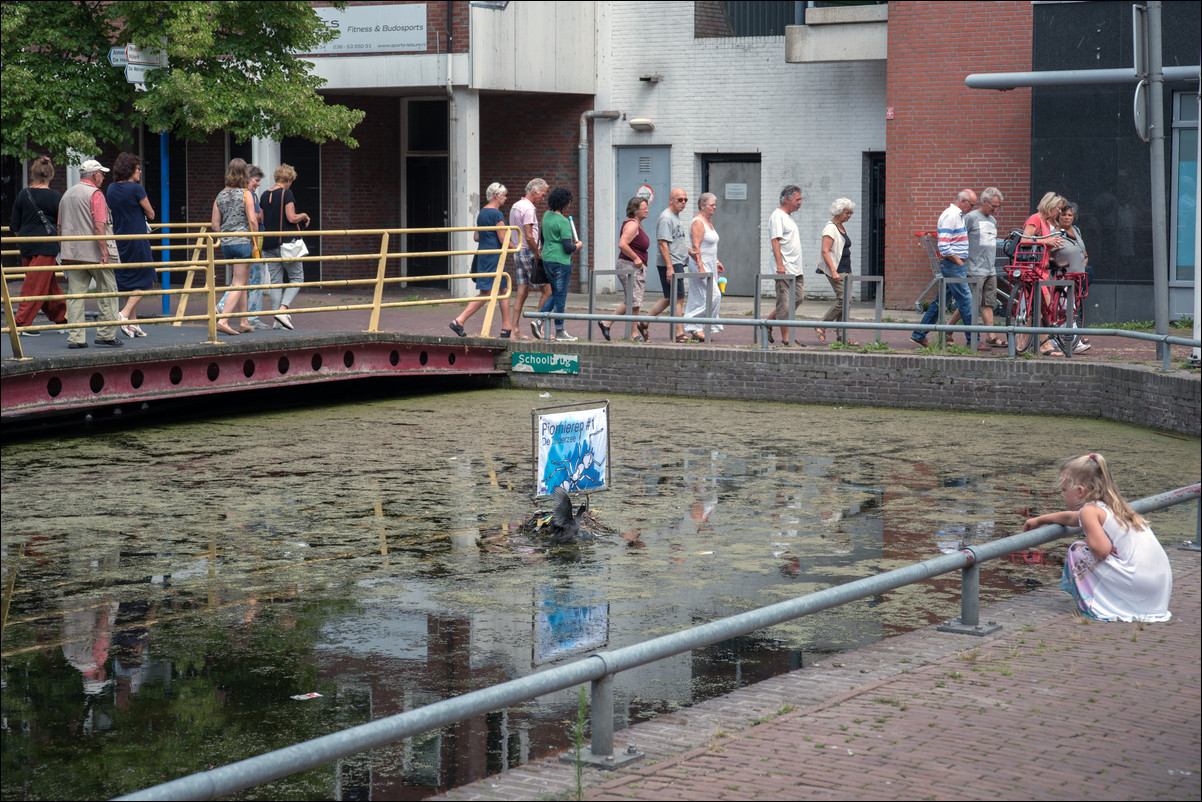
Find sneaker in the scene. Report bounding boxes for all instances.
[273,313,294,330]
[557,331,578,342]
[1073,340,1092,353]
[94,338,124,347]
[19,330,41,337]
[249,317,271,330]
[68,341,88,349]
[530,320,544,339]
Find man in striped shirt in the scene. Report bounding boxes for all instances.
[911,188,978,347]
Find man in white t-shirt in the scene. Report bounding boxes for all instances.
[765,184,805,347]
[509,178,549,338]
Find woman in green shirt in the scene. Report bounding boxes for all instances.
[532,187,583,341]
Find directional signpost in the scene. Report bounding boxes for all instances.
[114,44,167,87]
[108,44,172,311]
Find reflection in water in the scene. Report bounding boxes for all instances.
[1,390,1197,799]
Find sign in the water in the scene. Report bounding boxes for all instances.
[531,400,609,498]
[512,352,579,374]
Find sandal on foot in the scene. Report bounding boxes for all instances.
[986,336,1008,348]
[689,331,705,342]
[449,320,467,337]
[118,313,136,339]
[816,328,827,344]
[675,334,689,343]
[636,321,650,341]
[598,322,612,341]
[766,329,775,344]
[499,329,512,339]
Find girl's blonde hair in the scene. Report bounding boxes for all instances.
[1057,453,1147,530]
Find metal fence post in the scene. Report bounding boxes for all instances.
[591,674,614,757]
[937,550,1001,635]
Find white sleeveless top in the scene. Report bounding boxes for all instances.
[1064,501,1172,622]
[689,216,719,272]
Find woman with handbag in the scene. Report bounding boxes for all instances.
[108,152,156,337]
[210,158,258,335]
[259,164,311,330]
[8,156,68,333]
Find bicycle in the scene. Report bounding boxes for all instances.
[1001,231,1089,357]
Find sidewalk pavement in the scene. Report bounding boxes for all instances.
[5,286,1190,369]
[435,548,1200,801]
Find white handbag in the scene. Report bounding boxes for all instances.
[281,236,308,260]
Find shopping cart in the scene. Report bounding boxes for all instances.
[911,231,942,313]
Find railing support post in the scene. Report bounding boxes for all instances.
[560,672,643,770]
[590,674,614,757]
[367,231,389,333]
[936,551,1002,636]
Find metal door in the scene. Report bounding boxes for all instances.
[865,153,886,301]
[705,160,761,296]
[615,147,670,294]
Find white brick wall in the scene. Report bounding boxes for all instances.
[592,2,885,297]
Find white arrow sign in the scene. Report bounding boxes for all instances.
[125,44,167,66]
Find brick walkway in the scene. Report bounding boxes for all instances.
[435,549,1201,801]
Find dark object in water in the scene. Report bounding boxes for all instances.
[548,486,589,544]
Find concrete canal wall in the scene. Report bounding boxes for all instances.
[503,343,1202,437]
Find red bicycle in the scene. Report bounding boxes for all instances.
[1002,232,1088,356]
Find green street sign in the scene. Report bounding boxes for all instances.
[512,352,579,374]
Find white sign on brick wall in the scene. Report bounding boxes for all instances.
[307,5,427,55]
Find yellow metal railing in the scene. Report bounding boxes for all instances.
[1,225,517,360]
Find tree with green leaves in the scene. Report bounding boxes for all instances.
[1,1,365,160]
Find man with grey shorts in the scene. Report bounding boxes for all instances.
[509,178,550,339]
[645,188,689,341]
[964,187,1004,349]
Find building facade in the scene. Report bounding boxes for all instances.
[3,1,1196,321]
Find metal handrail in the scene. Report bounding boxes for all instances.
[115,482,1201,801]
[1,225,520,357]
[526,310,1200,366]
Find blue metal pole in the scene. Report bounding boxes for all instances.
[160,131,170,315]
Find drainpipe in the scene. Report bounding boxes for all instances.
[446,4,458,240]
[578,110,620,284]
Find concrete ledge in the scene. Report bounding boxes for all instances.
[503,344,1202,437]
[786,9,887,63]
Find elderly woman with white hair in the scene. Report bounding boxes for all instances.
[682,192,723,342]
[816,197,857,345]
[450,182,515,337]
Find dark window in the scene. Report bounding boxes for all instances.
[408,100,448,152]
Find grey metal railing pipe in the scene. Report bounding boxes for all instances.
[523,311,1201,352]
[117,483,1199,801]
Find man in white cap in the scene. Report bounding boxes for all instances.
[59,158,121,348]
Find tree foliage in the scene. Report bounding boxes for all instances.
[1,1,365,160]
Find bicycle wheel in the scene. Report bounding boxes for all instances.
[1008,288,1034,353]
[1048,289,1079,356]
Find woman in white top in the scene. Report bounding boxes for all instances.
[816,198,857,345]
[682,193,723,342]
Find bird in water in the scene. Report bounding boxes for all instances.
[548,486,590,544]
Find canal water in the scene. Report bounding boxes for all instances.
[1,389,1197,800]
